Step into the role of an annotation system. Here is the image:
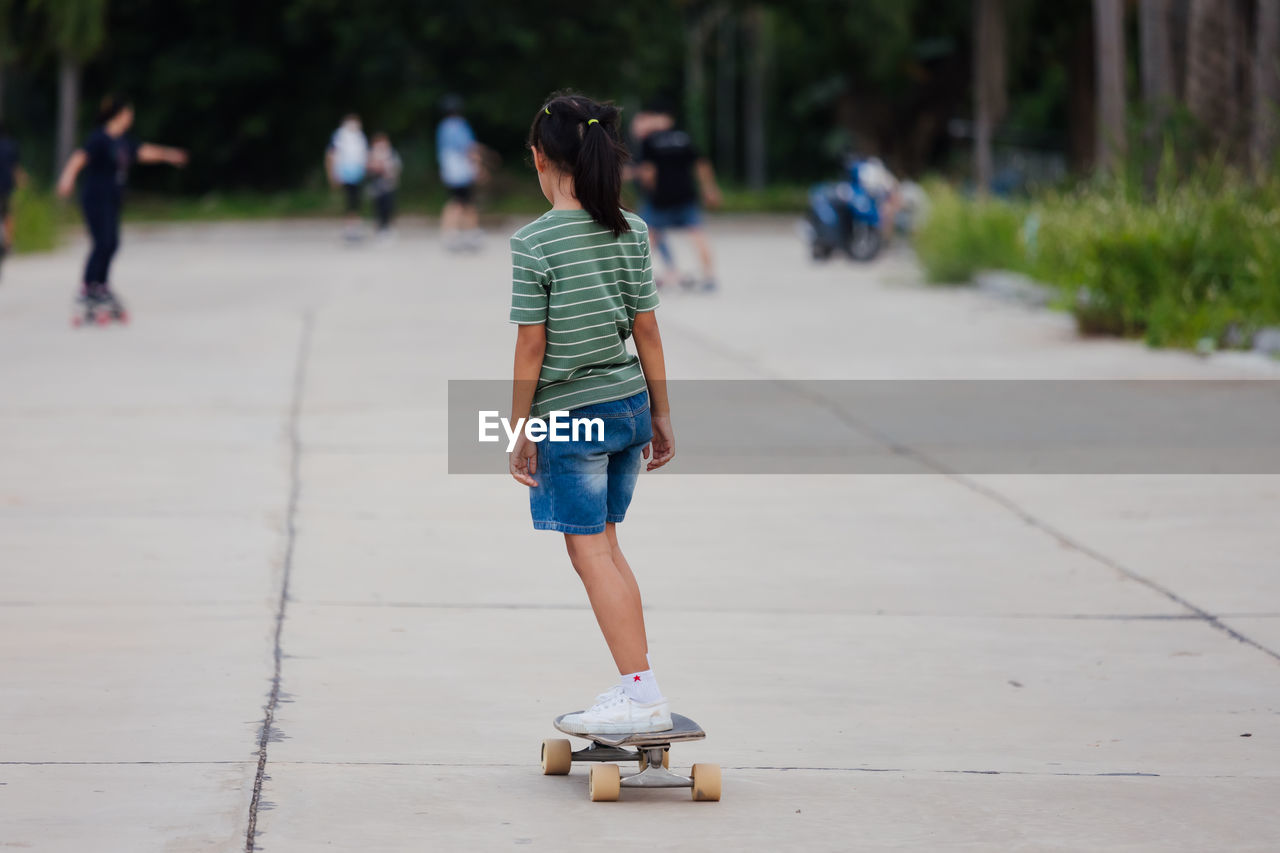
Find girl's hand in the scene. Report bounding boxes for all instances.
[170,149,189,167]
[509,432,539,487]
[644,414,675,471]
[56,178,75,199]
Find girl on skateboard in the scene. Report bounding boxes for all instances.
[57,95,187,323]
[508,92,675,735]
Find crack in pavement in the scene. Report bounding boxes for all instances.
[260,761,1279,780]
[1,761,254,766]
[289,600,1280,621]
[662,315,1280,666]
[244,311,314,853]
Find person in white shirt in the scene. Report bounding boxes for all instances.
[326,114,369,238]
[855,156,902,241]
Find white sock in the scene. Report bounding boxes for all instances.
[621,669,663,704]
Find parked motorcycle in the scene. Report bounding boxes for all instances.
[802,174,882,262]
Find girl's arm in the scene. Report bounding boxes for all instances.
[632,310,675,470]
[508,323,546,486]
[137,144,188,166]
[56,150,87,198]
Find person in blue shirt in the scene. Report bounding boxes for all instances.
[436,95,482,250]
[57,96,187,324]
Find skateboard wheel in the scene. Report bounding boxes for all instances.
[690,763,721,801]
[588,764,620,802]
[639,749,670,770]
[541,738,572,775]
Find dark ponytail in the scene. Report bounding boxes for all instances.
[528,91,631,236]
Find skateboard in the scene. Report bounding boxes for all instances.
[540,712,721,802]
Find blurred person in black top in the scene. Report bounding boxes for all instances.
[0,121,23,263]
[636,100,722,291]
[57,96,187,323]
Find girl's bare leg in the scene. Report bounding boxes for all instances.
[565,530,647,674]
[689,227,715,279]
[604,523,647,657]
[441,200,459,233]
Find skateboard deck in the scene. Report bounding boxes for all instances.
[541,712,720,802]
[552,712,704,747]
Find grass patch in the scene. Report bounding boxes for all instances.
[116,177,812,224]
[10,187,60,253]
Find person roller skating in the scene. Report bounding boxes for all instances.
[56,95,187,326]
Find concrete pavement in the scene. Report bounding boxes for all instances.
[1,219,1277,851]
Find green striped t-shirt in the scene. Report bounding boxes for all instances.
[509,209,660,418]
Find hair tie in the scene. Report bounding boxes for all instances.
[587,119,599,126]
[544,106,551,116]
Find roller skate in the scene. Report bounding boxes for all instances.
[71,285,128,327]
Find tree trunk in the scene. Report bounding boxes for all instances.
[1067,15,1097,169]
[1093,0,1127,173]
[684,9,712,157]
[1140,0,1175,111]
[1254,0,1280,174]
[743,4,768,190]
[1139,0,1174,189]
[56,54,81,174]
[715,12,737,181]
[1186,0,1244,158]
[1169,0,1192,100]
[973,0,1005,194]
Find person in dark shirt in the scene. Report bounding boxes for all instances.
[0,121,23,261]
[56,96,187,323]
[636,100,722,291]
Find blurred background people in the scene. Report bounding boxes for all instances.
[326,113,369,241]
[0,121,21,265]
[636,99,722,291]
[625,106,674,273]
[56,96,187,324]
[436,94,482,251]
[852,155,903,243]
[368,132,402,239]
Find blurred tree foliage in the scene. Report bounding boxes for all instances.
[0,0,1186,193]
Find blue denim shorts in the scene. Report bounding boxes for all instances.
[530,391,652,535]
[641,202,702,229]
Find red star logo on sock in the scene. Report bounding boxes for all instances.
[633,675,642,682]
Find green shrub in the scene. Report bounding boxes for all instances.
[916,172,1280,350]
[10,187,59,253]
[913,181,1026,283]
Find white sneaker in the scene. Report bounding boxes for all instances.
[559,691,673,735]
[594,684,624,704]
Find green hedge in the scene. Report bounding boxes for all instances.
[913,176,1280,350]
